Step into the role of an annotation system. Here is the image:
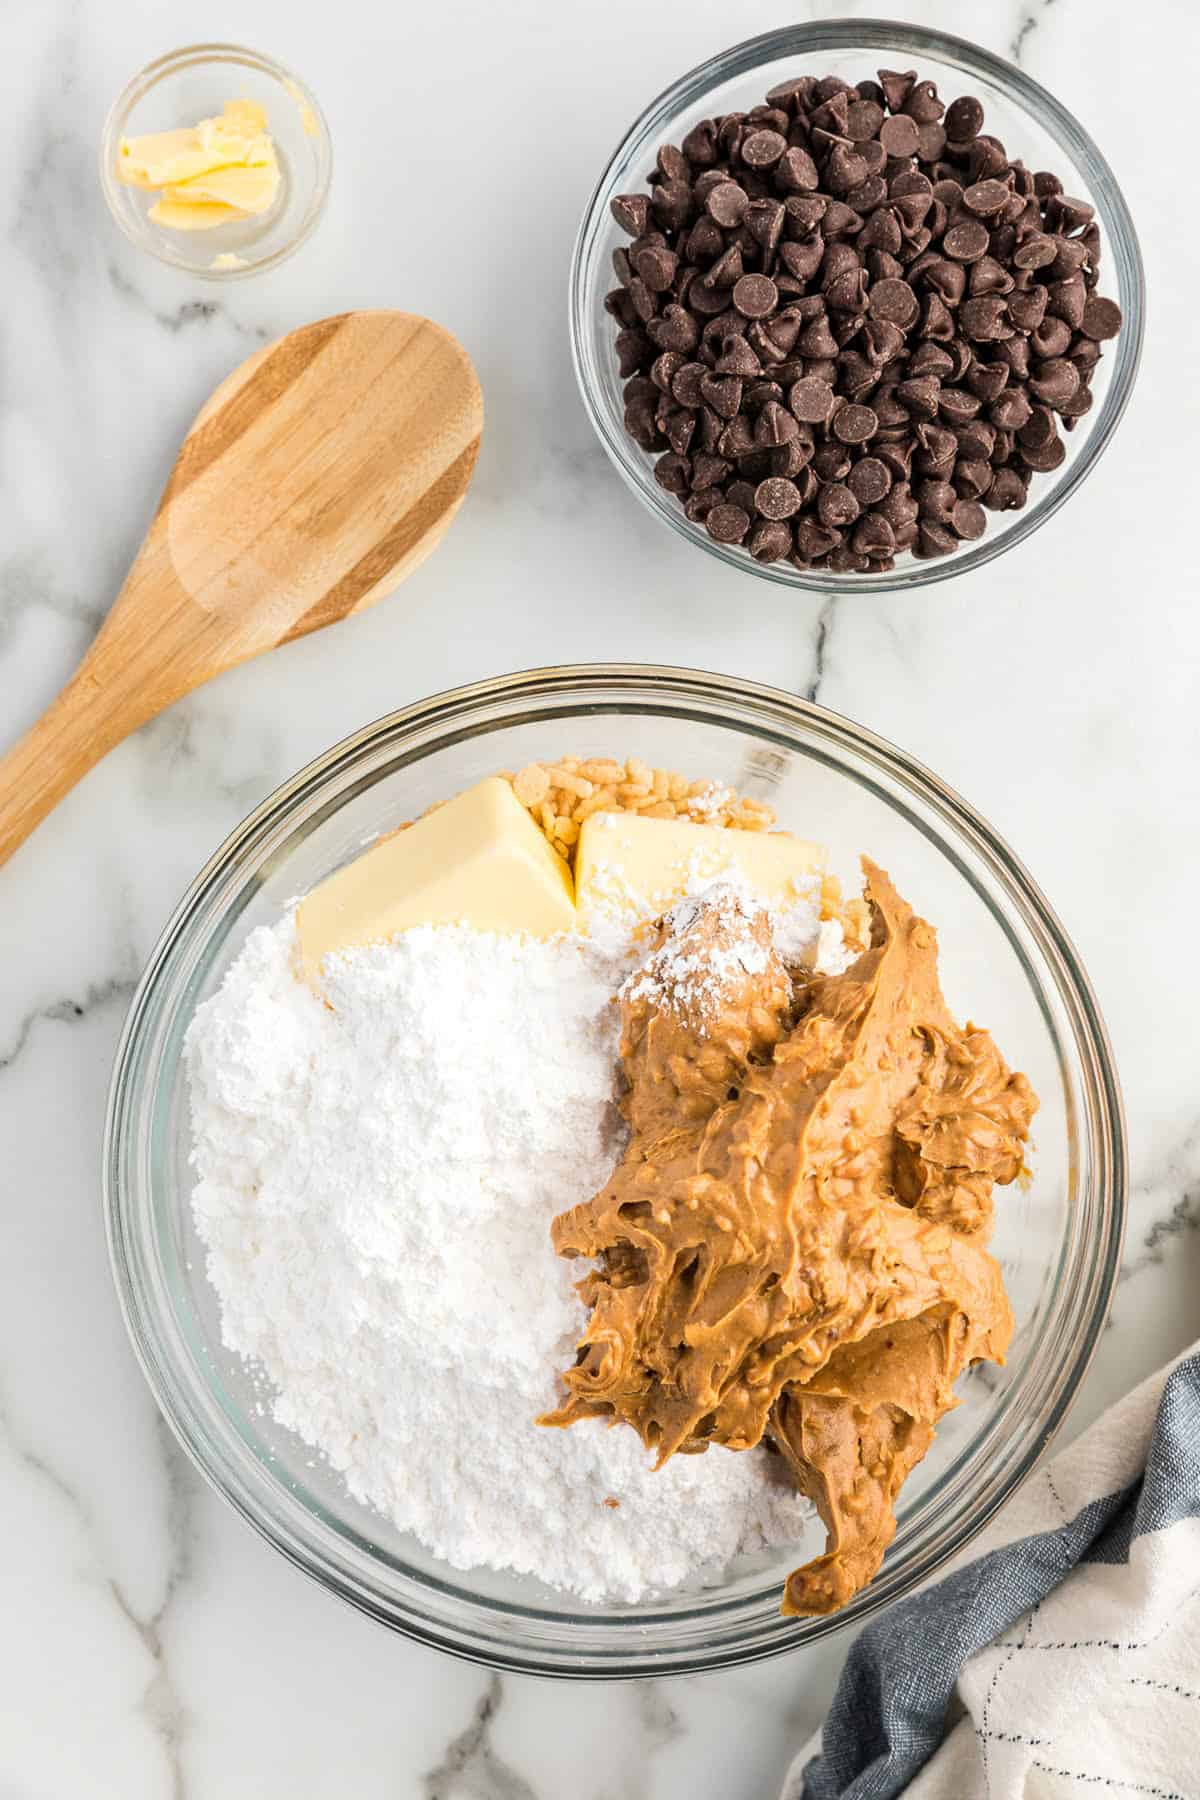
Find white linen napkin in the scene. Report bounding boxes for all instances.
[787,1343,1200,1800]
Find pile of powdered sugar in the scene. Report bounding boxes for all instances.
[185,879,843,1603]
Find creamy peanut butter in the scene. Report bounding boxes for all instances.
[543,862,1037,1615]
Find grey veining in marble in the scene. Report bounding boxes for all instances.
[1,0,1198,1794]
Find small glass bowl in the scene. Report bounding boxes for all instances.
[570,20,1145,592]
[105,666,1126,1677]
[99,43,331,281]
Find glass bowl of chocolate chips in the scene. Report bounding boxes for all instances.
[570,19,1144,589]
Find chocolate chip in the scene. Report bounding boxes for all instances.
[917,478,956,522]
[611,193,651,236]
[847,456,892,505]
[914,423,957,473]
[846,98,885,142]
[1028,358,1079,408]
[904,80,944,124]
[852,513,896,559]
[990,386,1033,431]
[766,75,814,109]
[793,517,841,562]
[1017,404,1055,450]
[754,400,800,445]
[651,182,693,234]
[968,255,1013,298]
[938,387,981,425]
[614,329,648,378]
[957,419,996,462]
[669,361,706,407]
[745,197,786,252]
[966,360,1009,402]
[635,245,678,292]
[913,520,956,557]
[833,403,878,443]
[1007,286,1048,333]
[951,498,987,539]
[896,375,941,420]
[880,482,918,528]
[1019,432,1066,472]
[960,296,1013,342]
[654,452,691,494]
[715,334,763,377]
[797,313,839,357]
[868,278,918,326]
[742,128,788,168]
[681,120,718,167]
[982,466,1028,510]
[818,482,861,528]
[943,218,991,262]
[699,372,743,418]
[878,68,916,112]
[1047,237,1089,280]
[1047,276,1087,330]
[1046,193,1094,232]
[706,503,751,543]
[749,519,794,561]
[755,476,803,519]
[1081,295,1122,340]
[1031,315,1073,359]
[812,442,852,483]
[963,179,1010,217]
[879,114,920,158]
[789,376,836,422]
[944,95,984,144]
[823,200,864,238]
[647,305,699,353]
[733,273,779,318]
[706,182,748,226]
[954,459,992,500]
[916,121,947,163]
[776,146,820,193]
[690,452,730,489]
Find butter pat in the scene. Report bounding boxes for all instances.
[164,162,280,214]
[118,99,280,231]
[575,812,826,924]
[297,778,576,982]
[147,199,247,231]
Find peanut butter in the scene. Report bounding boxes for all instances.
[543,862,1037,1615]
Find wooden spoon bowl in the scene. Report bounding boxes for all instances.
[0,309,482,866]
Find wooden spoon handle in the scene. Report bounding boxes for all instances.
[0,640,160,868]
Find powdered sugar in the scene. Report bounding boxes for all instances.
[186,905,820,1603]
[622,874,851,1026]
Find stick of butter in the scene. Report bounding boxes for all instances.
[575,811,826,924]
[297,778,576,983]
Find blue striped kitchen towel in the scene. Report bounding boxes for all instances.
[787,1344,1200,1800]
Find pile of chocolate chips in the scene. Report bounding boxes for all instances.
[606,69,1122,573]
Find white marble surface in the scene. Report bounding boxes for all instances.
[1,0,1197,1793]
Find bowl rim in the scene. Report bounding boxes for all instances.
[569,17,1146,593]
[104,663,1127,1676]
[98,40,333,282]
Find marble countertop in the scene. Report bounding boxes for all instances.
[2,0,1197,1793]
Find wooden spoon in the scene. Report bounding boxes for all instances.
[0,309,482,868]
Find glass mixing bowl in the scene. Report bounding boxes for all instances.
[570,21,1144,592]
[105,667,1125,1676]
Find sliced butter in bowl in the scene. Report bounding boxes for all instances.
[296,777,576,984]
[574,809,826,925]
